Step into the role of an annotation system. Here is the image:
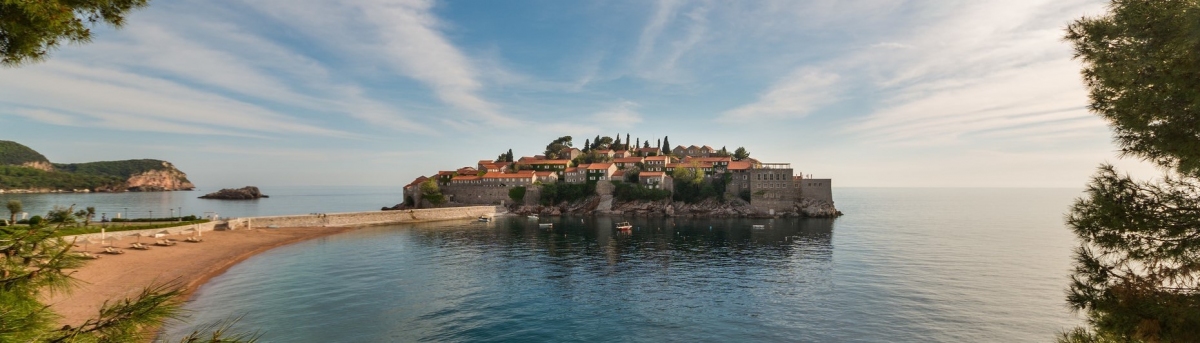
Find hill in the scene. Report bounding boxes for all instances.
[0,141,195,192]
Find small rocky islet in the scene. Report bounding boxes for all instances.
[198,186,269,200]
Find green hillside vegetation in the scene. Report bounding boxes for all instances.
[0,166,124,189]
[55,159,185,180]
[0,140,50,165]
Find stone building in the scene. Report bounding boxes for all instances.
[746,163,795,214]
[613,156,644,170]
[638,171,673,191]
[564,166,586,184]
[586,163,617,182]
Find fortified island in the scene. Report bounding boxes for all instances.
[0,140,194,193]
[397,135,839,218]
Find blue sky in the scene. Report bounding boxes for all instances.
[0,0,1158,188]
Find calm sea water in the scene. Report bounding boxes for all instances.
[159,188,1084,342]
[0,186,404,220]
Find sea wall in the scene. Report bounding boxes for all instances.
[63,206,501,241]
[222,205,500,230]
[799,178,833,203]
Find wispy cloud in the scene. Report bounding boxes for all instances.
[720,68,840,122]
[630,0,710,83]
[591,100,643,127]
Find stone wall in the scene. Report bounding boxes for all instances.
[799,178,833,203]
[442,184,515,205]
[222,206,500,229]
[62,206,500,241]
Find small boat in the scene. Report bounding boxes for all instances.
[478,215,491,222]
[616,222,632,230]
[527,215,539,220]
[752,224,765,229]
[539,223,553,228]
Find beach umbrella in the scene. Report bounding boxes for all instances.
[158,230,171,238]
[74,237,98,252]
[130,232,146,244]
[101,236,119,247]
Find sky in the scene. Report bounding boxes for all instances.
[0,0,1161,188]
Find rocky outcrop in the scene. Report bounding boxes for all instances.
[124,166,195,191]
[19,161,54,172]
[507,196,842,218]
[199,186,268,200]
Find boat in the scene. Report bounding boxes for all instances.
[478,215,491,222]
[539,223,553,228]
[527,215,539,219]
[616,222,632,230]
[752,224,765,229]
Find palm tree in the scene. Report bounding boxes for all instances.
[6,200,21,224]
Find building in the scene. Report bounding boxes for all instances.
[586,163,616,182]
[613,156,644,170]
[746,163,795,213]
[643,155,671,171]
[535,171,559,184]
[523,159,571,178]
[564,166,587,184]
[638,171,673,190]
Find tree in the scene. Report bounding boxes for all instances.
[1,0,150,66]
[613,134,621,150]
[645,141,651,149]
[733,147,750,161]
[593,135,601,150]
[6,199,19,223]
[1060,1,1200,341]
[419,179,446,206]
[661,136,671,155]
[46,205,77,228]
[582,139,590,153]
[0,220,256,341]
[508,186,526,203]
[543,136,572,159]
[506,149,514,163]
[625,134,630,150]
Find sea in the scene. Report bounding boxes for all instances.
[4,187,1086,342]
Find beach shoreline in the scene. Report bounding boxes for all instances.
[43,226,355,333]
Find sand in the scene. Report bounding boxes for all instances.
[43,227,355,327]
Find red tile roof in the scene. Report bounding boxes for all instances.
[405,176,429,187]
[525,159,570,165]
[727,161,752,170]
[639,171,666,177]
[612,170,625,177]
[481,172,534,179]
[587,163,614,170]
[613,157,644,163]
[535,171,555,177]
[645,156,669,162]
[452,175,481,181]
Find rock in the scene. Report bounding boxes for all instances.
[198,186,268,200]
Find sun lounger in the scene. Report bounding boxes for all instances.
[185,236,203,243]
[103,247,125,254]
[155,239,177,246]
[130,243,150,250]
[78,252,100,259]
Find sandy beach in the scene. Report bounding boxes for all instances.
[43,227,354,328]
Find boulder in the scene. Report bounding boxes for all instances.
[198,186,268,200]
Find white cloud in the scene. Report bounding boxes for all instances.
[720,68,840,121]
[591,101,643,127]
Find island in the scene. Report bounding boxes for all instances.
[198,186,269,200]
[394,135,840,218]
[0,140,195,193]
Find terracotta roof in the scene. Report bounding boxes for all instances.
[482,172,533,179]
[675,145,686,149]
[727,161,752,170]
[667,162,714,168]
[456,167,478,174]
[645,156,669,162]
[437,171,456,177]
[452,175,481,181]
[515,170,536,175]
[587,163,614,170]
[575,164,590,170]
[701,145,714,150]
[405,176,429,187]
[525,159,570,165]
[685,156,732,163]
[564,167,579,173]
[613,157,644,163]
[535,171,555,177]
[639,171,666,177]
[638,147,659,152]
[612,170,625,177]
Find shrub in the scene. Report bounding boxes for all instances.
[509,186,526,202]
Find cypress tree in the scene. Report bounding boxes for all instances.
[662,136,671,155]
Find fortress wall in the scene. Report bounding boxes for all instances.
[799,179,834,203]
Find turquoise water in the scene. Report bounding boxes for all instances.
[0,186,403,220]
[163,188,1084,342]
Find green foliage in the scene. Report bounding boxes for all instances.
[661,136,671,155]
[1066,0,1200,176]
[46,205,78,228]
[613,182,670,201]
[506,185,525,202]
[0,219,253,342]
[27,215,42,226]
[0,165,125,190]
[539,183,595,205]
[739,189,751,202]
[55,159,182,179]
[571,151,612,165]
[671,163,708,203]
[0,0,150,66]
[419,179,446,206]
[111,215,199,223]
[6,199,20,223]
[1061,1,1200,341]
[0,140,49,165]
[733,147,750,161]
[543,136,573,160]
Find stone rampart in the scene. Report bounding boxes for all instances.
[799,178,833,203]
[62,206,500,241]
[222,206,500,230]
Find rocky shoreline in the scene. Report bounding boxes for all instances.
[198,186,269,200]
[506,197,842,218]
